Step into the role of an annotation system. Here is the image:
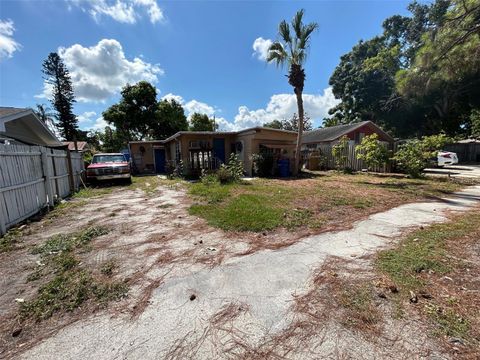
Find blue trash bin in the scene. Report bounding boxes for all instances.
[277,159,290,177]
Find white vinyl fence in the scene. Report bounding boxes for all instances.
[0,144,85,235]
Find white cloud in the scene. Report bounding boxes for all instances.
[233,87,340,129]
[162,88,339,131]
[92,117,109,131]
[81,0,164,24]
[184,100,215,117]
[0,19,21,59]
[77,111,97,124]
[161,93,184,104]
[161,93,217,120]
[37,39,163,103]
[252,37,273,61]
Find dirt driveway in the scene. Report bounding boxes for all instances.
[2,180,479,359]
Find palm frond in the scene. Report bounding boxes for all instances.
[267,41,288,66]
[292,9,305,39]
[278,20,291,44]
[298,22,319,49]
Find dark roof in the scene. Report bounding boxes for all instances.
[0,107,30,118]
[62,141,89,151]
[303,121,394,143]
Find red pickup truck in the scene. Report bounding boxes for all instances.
[86,153,132,184]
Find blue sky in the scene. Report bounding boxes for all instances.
[0,0,411,132]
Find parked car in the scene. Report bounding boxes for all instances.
[437,151,458,167]
[86,153,132,184]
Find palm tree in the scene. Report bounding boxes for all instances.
[34,104,56,132]
[267,9,318,176]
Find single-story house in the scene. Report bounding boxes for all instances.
[129,127,298,176]
[62,141,90,152]
[0,107,62,147]
[302,121,394,150]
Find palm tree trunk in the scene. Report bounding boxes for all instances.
[293,89,304,176]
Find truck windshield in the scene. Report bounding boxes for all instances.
[92,155,126,163]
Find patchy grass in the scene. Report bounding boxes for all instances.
[339,284,381,330]
[0,228,23,253]
[376,210,480,352]
[376,213,479,291]
[21,226,127,322]
[100,259,117,276]
[187,172,466,233]
[20,269,128,321]
[32,226,109,255]
[131,176,181,195]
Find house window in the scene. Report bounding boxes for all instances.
[189,140,210,149]
[354,132,365,144]
[175,142,181,162]
[306,143,317,149]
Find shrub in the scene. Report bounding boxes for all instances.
[216,166,232,184]
[332,135,351,172]
[166,160,184,179]
[252,153,274,177]
[356,133,390,171]
[226,153,244,182]
[393,134,452,178]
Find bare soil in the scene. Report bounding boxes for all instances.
[1,178,479,359]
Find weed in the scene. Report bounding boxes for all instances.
[33,226,109,255]
[100,259,117,276]
[339,284,380,329]
[425,304,470,339]
[0,228,22,253]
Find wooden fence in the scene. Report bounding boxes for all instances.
[305,142,392,173]
[0,144,85,235]
[445,142,480,163]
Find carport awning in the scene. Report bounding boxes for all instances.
[0,109,62,147]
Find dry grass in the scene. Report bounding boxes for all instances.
[376,208,480,357]
[188,172,467,234]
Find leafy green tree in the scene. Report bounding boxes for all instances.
[355,133,390,170]
[97,126,125,153]
[189,113,217,131]
[393,133,451,177]
[395,0,480,135]
[263,120,284,129]
[470,109,480,139]
[267,9,318,175]
[42,52,78,140]
[102,81,158,142]
[102,82,188,144]
[151,98,188,139]
[392,139,425,178]
[264,113,313,131]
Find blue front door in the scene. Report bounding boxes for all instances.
[213,138,225,164]
[154,148,166,173]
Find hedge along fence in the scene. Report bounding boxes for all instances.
[305,142,394,173]
[0,144,85,236]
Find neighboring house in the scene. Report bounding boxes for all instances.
[62,141,90,152]
[302,121,394,150]
[129,127,297,176]
[0,107,62,147]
